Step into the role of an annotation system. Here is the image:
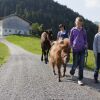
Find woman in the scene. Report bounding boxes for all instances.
[70,17,88,85]
[57,24,68,40]
[93,24,100,83]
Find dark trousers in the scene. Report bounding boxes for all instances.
[70,50,85,80]
[94,53,100,79]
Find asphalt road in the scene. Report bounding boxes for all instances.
[0,38,100,100]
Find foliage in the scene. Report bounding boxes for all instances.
[31,23,43,35]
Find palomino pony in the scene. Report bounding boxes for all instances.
[49,39,70,82]
[41,30,53,64]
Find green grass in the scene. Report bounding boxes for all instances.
[6,35,95,70]
[6,35,41,54]
[0,43,10,66]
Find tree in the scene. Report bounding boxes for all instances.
[32,23,43,35]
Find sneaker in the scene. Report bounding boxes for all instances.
[78,80,84,86]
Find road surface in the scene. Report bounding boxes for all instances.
[0,38,100,100]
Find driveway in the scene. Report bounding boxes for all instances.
[0,39,100,100]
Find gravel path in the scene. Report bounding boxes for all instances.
[0,38,100,100]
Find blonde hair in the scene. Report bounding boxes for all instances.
[75,17,84,26]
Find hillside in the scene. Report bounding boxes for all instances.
[0,0,98,49]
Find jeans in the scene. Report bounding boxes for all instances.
[70,50,85,80]
[94,53,100,80]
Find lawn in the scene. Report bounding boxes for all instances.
[6,35,95,70]
[0,42,10,66]
[6,35,41,54]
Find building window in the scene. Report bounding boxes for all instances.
[9,30,11,32]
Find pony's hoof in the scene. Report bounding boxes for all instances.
[59,80,61,82]
[45,62,48,64]
[41,59,43,61]
[54,73,57,75]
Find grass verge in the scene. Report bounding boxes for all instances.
[0,42,10,66]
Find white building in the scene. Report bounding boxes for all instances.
[0,14,32,36]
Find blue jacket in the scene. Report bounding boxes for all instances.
[57,30,68,39]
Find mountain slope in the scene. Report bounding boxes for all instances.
[0,0,98,49]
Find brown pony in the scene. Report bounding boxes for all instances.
[49,39,70,82]
[41,30,53,64]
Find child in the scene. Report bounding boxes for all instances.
[70,17,87,85]
[93,24,100,83]
[57,24,68,40]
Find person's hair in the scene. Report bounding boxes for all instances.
[59,24,65,29]
[75,17,84,26]
[98,24,100,32]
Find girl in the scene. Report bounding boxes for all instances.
[57,24,68,40]
[70,17,87,85]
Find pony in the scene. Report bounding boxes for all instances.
[49,39,70,82]
[41,30,53,64]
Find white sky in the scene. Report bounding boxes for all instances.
[54,0,100,22]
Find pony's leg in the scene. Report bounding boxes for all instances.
[46,49,49,62]
[63,64,66,77]
[41,49,43,61]
[58,66,61,82]
[44,51,47,64]
[52,63,56,75]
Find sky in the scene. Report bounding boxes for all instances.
[54,0,100,22]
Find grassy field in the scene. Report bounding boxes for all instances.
[0,42,10,66]
[6,35,95,70]
[6,35,41,54]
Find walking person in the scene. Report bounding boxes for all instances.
[93,24,100,83]
[57,24,68,40]
[70,17,88,85]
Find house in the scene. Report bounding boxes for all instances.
[0,14,32,36]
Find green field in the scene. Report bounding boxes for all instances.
[6,35,41,54]
[6,35,95,70]
[0,43,10,66]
